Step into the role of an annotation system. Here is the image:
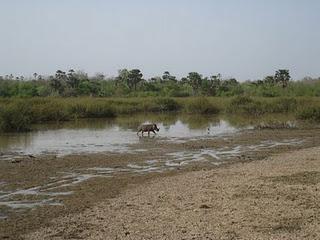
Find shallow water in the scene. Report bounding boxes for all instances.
[0,138,305,213]
[0,113,303,216]
[0,114,249,158]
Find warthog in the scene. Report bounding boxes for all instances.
[137,123,160,136]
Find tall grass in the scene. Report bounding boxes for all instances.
[182,97,220,114]
[227,96,300,115]
[296,107,320,121]
[1,96,320,132]
[226,96,271,115]
[0,101,32,132]
[0,97,181,132]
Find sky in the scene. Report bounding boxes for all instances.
[0,0,319,81]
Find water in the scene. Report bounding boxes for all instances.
[0,114,247,158]
[0,138,305,212]
[0,113,303,216]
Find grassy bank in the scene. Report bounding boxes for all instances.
[0,96,320,132]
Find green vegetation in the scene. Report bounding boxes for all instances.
[0,97,182,132]
[1,96,320,132]
[0,100,32,132]
[1,69,320,98]
[227,96,299,115]
[297,106,320,122]
[1,69,320,132]
[182,97,220,114]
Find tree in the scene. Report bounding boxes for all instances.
[55,70,67,81]
[219,78,239,93]
[94,73,105,81]
[127,69,143,90]
[116,69,130,86]
[264,75,275,85]
[180,77,188,85]
[210,74,221,85]
[187,72,202,94]
[274,69,290,88]
[149,76,162,83]
[49,76,64,94]
[6,74,14,80]
[162,71,177,82]
[208,74,222,95]
[66,69,80,89]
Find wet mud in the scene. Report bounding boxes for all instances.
[1,126,320,239]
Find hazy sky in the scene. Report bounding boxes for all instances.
[0,0,319,80]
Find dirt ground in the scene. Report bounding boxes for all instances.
[26,146,320,240]
[1,128,320,239]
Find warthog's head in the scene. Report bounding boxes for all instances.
[153,124,160,132]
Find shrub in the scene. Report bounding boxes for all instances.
[0,101,32,132]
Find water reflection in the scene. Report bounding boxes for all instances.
[0,113,297,157]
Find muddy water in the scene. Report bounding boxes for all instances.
[0,114,249,157]
[0,113,309,221]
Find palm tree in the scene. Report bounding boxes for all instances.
[275,69,290,88]
[128,69,143,90]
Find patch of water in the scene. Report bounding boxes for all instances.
[247,138,304,150]
[159,120,247,143]
[0,199,62,209]
[44,173,108,191]
[0,137,305,219]
[0,119,247,158]
[0,184,73,211]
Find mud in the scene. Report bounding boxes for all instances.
[0,128,320,239]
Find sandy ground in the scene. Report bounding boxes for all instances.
[25,146,320,240]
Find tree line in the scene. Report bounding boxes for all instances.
[1,69,319,97]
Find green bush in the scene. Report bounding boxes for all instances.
[0,101,32,132]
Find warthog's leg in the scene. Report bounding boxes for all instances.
[148,130,150,136]
[151,130,156,134]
